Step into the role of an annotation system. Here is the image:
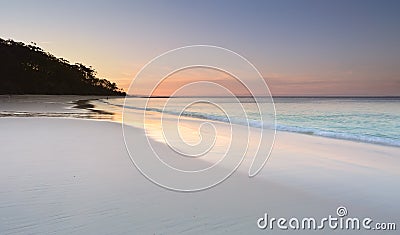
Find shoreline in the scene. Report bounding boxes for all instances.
[3,95,398,155]
[1,95,399,149]
[0,95,121,119]
[93,97,400,149]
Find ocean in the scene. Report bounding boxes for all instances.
[99,97,400,147]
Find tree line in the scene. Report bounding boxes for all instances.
[0,38,126,95]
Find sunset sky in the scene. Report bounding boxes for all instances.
[1,0,399,96]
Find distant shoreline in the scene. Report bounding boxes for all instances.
[125,95,400,99]
[2,94,399,99]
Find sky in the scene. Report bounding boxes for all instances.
[1,0,399,96]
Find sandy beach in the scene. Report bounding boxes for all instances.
[0,96,399,234]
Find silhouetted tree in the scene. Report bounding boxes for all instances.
[0,38,126,95]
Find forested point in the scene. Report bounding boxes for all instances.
[0,38,126,96]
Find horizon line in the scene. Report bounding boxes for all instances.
[126,95,400,99]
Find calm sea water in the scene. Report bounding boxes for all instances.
[101,97,400,147]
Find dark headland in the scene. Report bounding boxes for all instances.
[0,38,125,96]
